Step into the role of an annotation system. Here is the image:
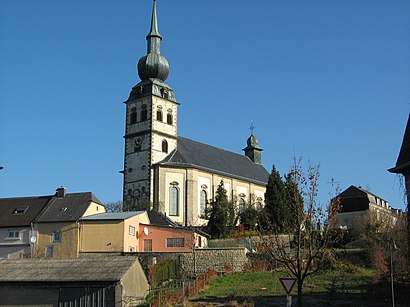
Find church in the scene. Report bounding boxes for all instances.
[122,0,269,226]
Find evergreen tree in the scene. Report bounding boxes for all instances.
[240,205,259,231]
[263,165,290,233]
[284,171,304,231]
[206,180,236,238]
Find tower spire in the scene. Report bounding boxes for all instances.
[146,0,162,54]
[148,0,162,40]
[137,0,169,82]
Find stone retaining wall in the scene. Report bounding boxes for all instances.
[179,248,248,275]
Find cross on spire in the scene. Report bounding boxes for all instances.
[249,121,255,135]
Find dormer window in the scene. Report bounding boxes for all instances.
[13,206,28,215]
[60,207,68,212]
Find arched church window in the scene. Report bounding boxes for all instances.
[167,109,173,125]
[130,107,137,124]
[169,186,179,216]
[141,105,147,121]
[255,202,262,210]
[200,190,207,217]
[239,198,245,212]
[162,140,168,153]
[157,106,163,122]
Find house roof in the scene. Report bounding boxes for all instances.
[80,211,145,221]
[36,192,103,223]
[147,210,176,226]
[0,196,52,227]
[389,114,410,174]
[157,136,269,185]
[337,185,392,213]
[0,256,139,283]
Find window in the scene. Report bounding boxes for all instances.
[134,138,142,152]
[169,186,179,216]
[46,244,54,258]
[7,229,19,239]
[143,239,152,252]
[255,202,262,210]
[140,105,147,121]
[239,198,245,212]
[162,139,168,153]
[130,107,137,124]
[200,190,207,217]
[52,231,61,243]
[129,226,135,236]
[166,238,185,247]
[167,112,173,125]
[157,107,163,122]
[13,206,28,215]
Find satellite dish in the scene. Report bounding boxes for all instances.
[143,227,149,236]
[30,236,37,244]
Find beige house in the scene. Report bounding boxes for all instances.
[122,1,269,225]
[79,212,149,253]
[34,188,106,258]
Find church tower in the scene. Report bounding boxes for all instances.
[243,134,263,164]
[123,0,178,211]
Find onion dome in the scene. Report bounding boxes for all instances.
[137,0,169,82]
[243,123,263,164]
[246,134,259,148]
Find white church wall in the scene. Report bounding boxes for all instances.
[164,171,185,225]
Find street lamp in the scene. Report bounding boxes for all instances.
[390,239,398,307]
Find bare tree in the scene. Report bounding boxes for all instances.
[104,201,123,213]
[261,158,340,307]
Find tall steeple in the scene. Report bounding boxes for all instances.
[123,0,178,212]
[137,0,170,84]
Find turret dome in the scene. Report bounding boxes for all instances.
[138,53,169,81]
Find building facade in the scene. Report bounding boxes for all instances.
[334,185,402,230]
[122,0,269,226]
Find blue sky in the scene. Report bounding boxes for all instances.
[1,0,409,211]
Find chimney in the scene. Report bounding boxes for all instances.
[56,187,67,198]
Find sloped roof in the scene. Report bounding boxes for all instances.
[389,114,410,174]
[0,196,52,227]
[158,137,269,185]
[0,256,138,282]
[36,192,103,223]
[147,210,176,226]
[81,211,145,221]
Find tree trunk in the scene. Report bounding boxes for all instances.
[297,279,303,307]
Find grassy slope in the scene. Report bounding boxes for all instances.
[198,269,375,299]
